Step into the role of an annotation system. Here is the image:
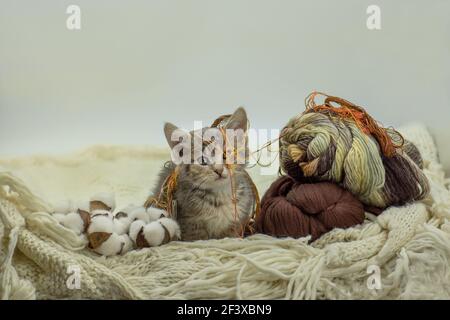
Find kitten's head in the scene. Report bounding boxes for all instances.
[163,107,248,188]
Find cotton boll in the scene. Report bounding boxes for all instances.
[88,214,114,234]
[129,207,151,223]
[112,218,131,235]
[93,233,123,257]
[60,212,85,235]
[129,220,146,244]
[147,207,168,221]
[158,217,181,240]
[143,221,166,247]
[114,212,132,224]
[114,208,134,224]
[90,192,115,212]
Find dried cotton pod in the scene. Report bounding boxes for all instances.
[141,221,167,247]
[158,217,181,240]
[88,213,114,234]
[129,220,146,244]
[92,233,130,256]
[90,192,115,212]
[55,210,90,235]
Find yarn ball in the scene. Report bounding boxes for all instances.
[279,105,429,210]
[255,176,365,240]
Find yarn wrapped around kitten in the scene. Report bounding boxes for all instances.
[279,92,429,210]
[256,176,365,240]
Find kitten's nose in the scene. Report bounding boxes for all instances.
[213,165,224,177]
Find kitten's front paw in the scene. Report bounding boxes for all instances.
[130,217,180,248]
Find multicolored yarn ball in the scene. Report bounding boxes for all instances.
[255,176,365,240]
[279,92,429,210]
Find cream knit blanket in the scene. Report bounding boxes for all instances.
[0,124,449,300]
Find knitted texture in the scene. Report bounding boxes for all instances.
[1,124,449,299]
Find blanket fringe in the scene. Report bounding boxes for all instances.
[0,124,449,299]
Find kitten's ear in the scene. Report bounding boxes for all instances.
[226,107,248,131]
[164,122,184,149]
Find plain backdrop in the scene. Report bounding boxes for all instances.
[1,0,449,170]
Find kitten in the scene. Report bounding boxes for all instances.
[151,107,255,241]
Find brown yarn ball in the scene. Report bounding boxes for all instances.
[256,176,365,241]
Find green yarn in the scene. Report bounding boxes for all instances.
[280,112,429,209]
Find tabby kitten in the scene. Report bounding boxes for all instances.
[151,107,255,241]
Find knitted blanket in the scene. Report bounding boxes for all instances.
[0,124,449,300]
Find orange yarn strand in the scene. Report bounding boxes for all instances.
[144,165,180,217]
[305,91,404,157]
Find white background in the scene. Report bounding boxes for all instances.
[1,0,449,162]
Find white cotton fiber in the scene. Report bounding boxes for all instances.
[147,207,168,221]
[129,207,151,223]
[88,215,114,234]
[158,217,181,240]
[93,233,123,257]
[112,218,131,235]
[119,235,133,254]
[129,220,146,244]
[143,221,166,247]
[60,212,85,235]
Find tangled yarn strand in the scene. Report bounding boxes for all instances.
[305,92,404,157]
